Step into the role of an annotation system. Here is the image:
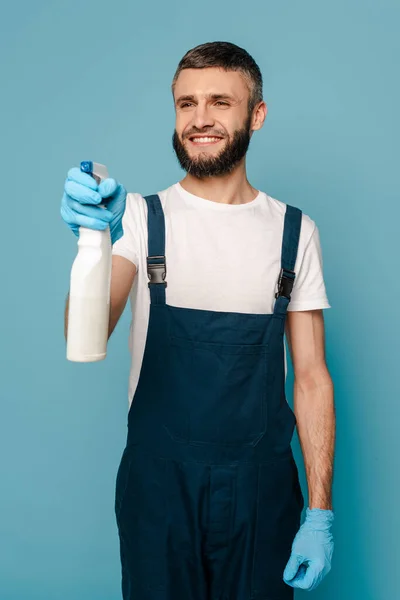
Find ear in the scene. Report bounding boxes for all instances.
[251,101,268,132]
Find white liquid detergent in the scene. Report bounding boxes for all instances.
[66,162,112,362]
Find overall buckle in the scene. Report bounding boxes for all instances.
[275,268,295,299]
[147,255,167,287]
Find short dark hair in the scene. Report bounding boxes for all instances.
[171,41,263,111]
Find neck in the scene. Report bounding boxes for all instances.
[179,161,258,205]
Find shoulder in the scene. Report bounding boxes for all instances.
[125,191,147,211]
[263,192,317,248]
[123,185,177,234]
[125,184,177,212]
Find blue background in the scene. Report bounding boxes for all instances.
[1,1,399,598]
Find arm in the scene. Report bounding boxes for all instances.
[285,309,335,510]
[64,255,137,341]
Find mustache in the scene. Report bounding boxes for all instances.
[183,130,226,139]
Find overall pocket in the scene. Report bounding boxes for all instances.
[251,456,303,599]
[114,448,132,523]
[115,451,168,592]
[164,337,269,446]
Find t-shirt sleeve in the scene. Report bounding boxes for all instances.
[111,193,140,269]
[288,223,331,311]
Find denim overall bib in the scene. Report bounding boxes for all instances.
[115,194,305,600]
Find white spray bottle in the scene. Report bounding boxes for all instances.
[66,161,112,362]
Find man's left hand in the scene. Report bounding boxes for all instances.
[283,508,334,591]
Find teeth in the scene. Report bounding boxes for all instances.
[191,137,220,143]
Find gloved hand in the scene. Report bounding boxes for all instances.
[61,167,127,245]
[283,508,334,591]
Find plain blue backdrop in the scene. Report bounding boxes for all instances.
[1,1,399,598]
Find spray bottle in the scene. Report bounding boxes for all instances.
[66,161,112,362]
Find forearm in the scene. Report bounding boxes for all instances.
[293,366,335,510]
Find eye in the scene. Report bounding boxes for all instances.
[215,101,229,106]
[181,102,193,108]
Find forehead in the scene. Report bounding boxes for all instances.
[173,67,250,100]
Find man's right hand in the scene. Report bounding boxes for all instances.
[60,167,127,245]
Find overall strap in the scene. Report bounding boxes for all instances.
[273,204,302,316]
[144,194,167,305]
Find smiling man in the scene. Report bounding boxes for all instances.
[62,41,335,600]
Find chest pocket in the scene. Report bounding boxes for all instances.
[163,336,270,447]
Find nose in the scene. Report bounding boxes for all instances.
[191,102,215,131]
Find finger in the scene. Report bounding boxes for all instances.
[98,178,118,199]
[104,184,126,213]
[283,553,303,583]
[65,180,102,205]
[294,562,320,590]
[64,196,113,222]
[61,206,110,231]
[287,563,309,589]
[67,167,99,190]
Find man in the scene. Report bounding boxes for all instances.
[62,41,335,600]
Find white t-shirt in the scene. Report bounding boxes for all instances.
[112,182,331,405]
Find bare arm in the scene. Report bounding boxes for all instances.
[285,309,336,510]
[64,255,137,341]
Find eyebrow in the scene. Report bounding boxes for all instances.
[175,93,236,105]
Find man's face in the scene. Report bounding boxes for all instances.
[172,68,254,178]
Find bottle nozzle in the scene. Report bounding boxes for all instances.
[80,161,109,184]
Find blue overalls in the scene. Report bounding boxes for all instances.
[115,194,305,600]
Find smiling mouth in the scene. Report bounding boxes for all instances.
[187,135,224,146]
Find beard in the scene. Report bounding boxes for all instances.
[172,113,252,178]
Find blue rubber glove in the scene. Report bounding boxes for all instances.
[61,167,127,245]
[283,508,334,591]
